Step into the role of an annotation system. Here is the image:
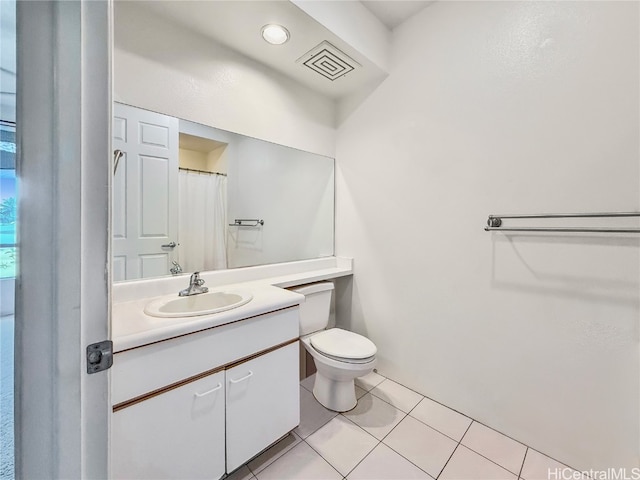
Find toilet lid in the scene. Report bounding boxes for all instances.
[310,328,377,360]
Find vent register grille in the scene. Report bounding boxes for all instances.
[296,41,361,81]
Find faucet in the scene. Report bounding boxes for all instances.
[179,272,209,297]
[170,260,183,275]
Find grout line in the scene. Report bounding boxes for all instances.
[334,412,413,478]
[380,440,438,479]
[367,387,423,415]
[434,420,474,479]
[436,443,461,479]
[341,395,440,478]
[518,447,529,479]
[373,410,452,478]
[405,404,471,444]
[453,444,520,478]
[523,446,588,478]
[245,431,301,476]
[458,422,523,477]
[302,436,351,479]
[361,384,424,416]
[373,374,428,397]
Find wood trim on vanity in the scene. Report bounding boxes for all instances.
[112,337,300,412]
[224,337,299,370]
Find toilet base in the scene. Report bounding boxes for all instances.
[312,373,357,412]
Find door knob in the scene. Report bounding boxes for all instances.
[161,241,177,248]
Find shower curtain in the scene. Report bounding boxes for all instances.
[178,170,227,272]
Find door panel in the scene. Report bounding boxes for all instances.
[139,155,170,236]
[112,103,178,281]
[111,371,226,480]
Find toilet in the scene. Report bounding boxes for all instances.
[291,282,377,412]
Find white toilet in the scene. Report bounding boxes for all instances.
[292,282,377,412]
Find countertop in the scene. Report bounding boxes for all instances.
[112,260,353,352]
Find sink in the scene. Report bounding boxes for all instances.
[144,290,253,318]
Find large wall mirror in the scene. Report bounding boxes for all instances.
[112,103,335,282]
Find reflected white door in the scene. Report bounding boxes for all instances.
[112,103,179,280]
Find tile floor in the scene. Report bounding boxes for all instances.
[225,371,587,480]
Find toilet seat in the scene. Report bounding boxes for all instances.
[310,328,377,364]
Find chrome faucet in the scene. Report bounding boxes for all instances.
[179,272,209,297]
[170,260,183,275]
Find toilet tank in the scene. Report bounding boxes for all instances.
[290,282,334,336]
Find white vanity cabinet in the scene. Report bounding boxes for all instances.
[111,370,226,480]
[111,306,300,480]
[226,342,299,472]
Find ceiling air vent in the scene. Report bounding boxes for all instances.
[296,41,361,81]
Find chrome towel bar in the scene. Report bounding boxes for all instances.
[485,212,640,233]
[228,219,264,227]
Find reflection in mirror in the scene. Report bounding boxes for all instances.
[112,103,334,282]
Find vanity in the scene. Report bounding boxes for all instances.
[109,2,348,476]
[110,257,352,479]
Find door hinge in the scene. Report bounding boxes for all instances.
[86,340,113,374]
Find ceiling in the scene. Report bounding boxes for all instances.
[122,1,434,100]
[0,1,436,108]
[361,1,434,30]
[129,1,388,100]
[179,133,226,153]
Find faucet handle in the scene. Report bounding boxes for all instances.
[191,272,205,286]
[170,260,183,275]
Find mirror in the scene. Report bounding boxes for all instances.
[112,103,334,282]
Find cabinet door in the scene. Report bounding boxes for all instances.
[226,342,300,472]
[112,371,225,480]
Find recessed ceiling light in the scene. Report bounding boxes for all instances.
[261,24,290,45]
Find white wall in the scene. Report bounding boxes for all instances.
[336,1,639,471]
[113,1,336,158]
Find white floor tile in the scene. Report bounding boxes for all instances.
[370,379,424,413]
[225,465,255,480]
[347,443,434,480]
[306,416,379,476]
[343,393,406,440]
[255,441,342,480]
[520,449,588,480]
[409,397,472,442]
[301,374,316,392]
[248,432,301,475]
[355,371,386,391]
[295,386,339,439]
[383,415,457,478]
[439,445,517,480]
[355,385,367,399]
[461,422,526,475]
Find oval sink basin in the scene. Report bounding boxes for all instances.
[144,290,253,318]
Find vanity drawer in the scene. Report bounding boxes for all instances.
[112,306,299,406]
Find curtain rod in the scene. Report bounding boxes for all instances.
[179,167,227,177]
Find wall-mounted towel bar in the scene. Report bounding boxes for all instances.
[229,219,264,227]
[485,212,640,233]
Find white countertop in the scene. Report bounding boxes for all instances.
[112,258,353,352]
[112,283,303,352]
